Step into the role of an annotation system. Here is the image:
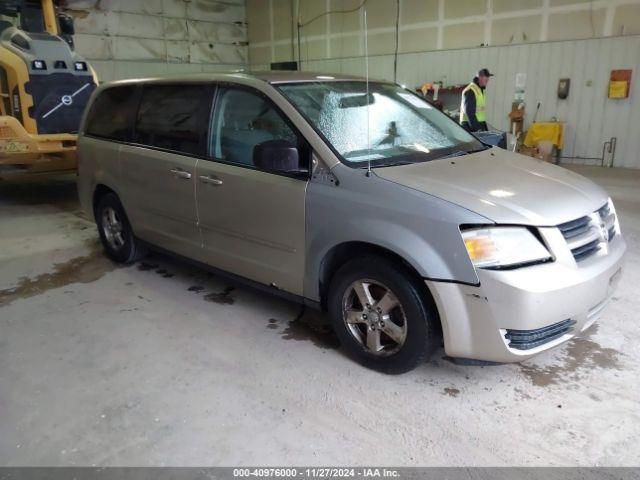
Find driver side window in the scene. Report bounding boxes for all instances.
[209,87,298,168]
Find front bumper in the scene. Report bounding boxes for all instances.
[426,229,626,363]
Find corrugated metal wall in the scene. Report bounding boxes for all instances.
[63,0,248,82]
[295,35,640,169]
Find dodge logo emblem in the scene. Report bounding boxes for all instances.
[600,222,609,242]
[61,95,73,105]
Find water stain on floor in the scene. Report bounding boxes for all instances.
[280,307,340,349]
[137,262,159,271]
[443,387,460,397]
[204,286,235,305]
[136,256,235,302]
[0,243,116,307]
[520,325,622,387]
[156,269,174,278]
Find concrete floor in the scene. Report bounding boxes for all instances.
[0,165,638,467]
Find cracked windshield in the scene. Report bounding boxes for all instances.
[278,81,485,167]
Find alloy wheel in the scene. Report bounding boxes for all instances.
[101,206,125,251]
[341,279,408,356]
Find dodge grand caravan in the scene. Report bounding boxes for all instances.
[77,72,626,374]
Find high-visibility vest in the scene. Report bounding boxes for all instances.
[460,82,486,123]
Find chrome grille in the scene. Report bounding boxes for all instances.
[558,202,616,262]
[558,215,591,239]
[571,239,601,261]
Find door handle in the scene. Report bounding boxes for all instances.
[170,168,192,180]
[199,175,223,186]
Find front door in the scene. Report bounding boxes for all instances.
[195,86,309,295]
[118,83,212,257]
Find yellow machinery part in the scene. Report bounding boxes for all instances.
[0,0,96,177]
[0,116,77,177]
[42,0,59,35]
[2,47,37,134]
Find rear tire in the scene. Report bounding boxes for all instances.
[95,192,145,263]
[327,256,438,374]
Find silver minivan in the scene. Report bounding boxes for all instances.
[77,72,626,373]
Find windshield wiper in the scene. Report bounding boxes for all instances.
[439,150,470,159]
[357,160,412,169]
[438,146,489,160]
[467,146,490,153]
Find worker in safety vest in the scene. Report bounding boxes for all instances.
[460,68,494,132]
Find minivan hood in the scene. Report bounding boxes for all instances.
[375,147,608,226]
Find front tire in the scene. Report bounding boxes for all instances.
[327,256,438,374]
[95,192,145,263]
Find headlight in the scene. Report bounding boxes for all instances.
[462,227,552,269]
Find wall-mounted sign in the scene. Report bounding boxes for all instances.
[558,78,570,99]
[608,69,632,99]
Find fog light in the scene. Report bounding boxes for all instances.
[32,60,47,70]
[74,61,87,71]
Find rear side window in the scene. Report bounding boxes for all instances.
[85,85,138,141]
[134,84,210,156]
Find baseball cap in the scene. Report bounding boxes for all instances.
[478,68,494,77]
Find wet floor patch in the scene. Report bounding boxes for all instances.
[0,242,116,307]
[137,262,159,271]
[204,286,235,305]
[279,307,340,349]
[132,256,334,347]
[135,257,236,304]
[519,325,622,387]
[443,387,460,397]
[156,269,174,278]
[138,261,176,278]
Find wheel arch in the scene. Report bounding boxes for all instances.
[92,184,117,218]
[317,241,441,334]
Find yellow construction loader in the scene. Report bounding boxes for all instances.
[0,0,97,178]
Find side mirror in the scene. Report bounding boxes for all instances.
[57,13,75,35]
[253,139,305,175]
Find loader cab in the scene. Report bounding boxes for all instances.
[17,0,46,32]
[1,0,52,34]
[0,0,97,135]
